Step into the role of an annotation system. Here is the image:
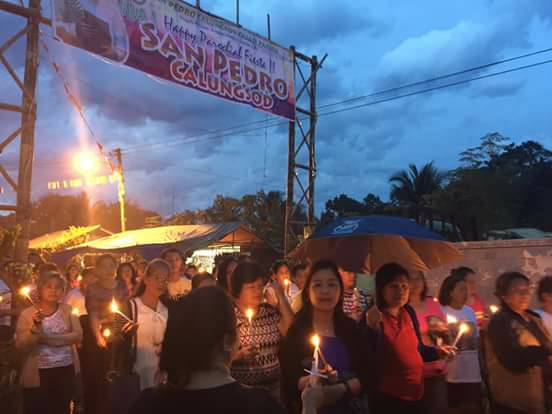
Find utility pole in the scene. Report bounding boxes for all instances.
[114,148,126,233]
[283,47,326,255]
[13,0,41,262]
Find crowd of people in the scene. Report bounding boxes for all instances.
[1,250,552,414]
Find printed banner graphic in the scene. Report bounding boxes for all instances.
[52,0,295,119]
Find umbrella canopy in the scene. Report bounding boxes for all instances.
[52,222,275,263]
[290,215,463,273]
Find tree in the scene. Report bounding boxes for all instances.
[460,132,510,168]
[389,162,444,223]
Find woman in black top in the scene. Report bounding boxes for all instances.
[130,286,285,414]
[280,260,375,414]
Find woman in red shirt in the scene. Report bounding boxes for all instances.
[367,263,450,414]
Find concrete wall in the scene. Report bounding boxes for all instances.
[426,239,552,306]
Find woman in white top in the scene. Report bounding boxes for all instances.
[438,273,483,414]
[16,271,82,414]
[131,259,170,390]
[536,276,552,335]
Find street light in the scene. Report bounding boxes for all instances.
[73,151,98,176]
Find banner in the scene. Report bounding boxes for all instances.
[51,0,295,120]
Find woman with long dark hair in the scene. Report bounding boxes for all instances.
[408,270,448,414]
[130,287,285,414]
[116,262,138,297]
[485,272,552,414]
[439,273,483,414]
[366,262,449,414]
[131,259,170,390]
[280,260,373,414]
[216,256,238,292]
[84,254,130,414]
[16,271,82,414]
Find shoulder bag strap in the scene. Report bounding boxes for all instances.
[130,299,138,367]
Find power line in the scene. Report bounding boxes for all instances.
[317,46,552,110]
[116,47,552,153]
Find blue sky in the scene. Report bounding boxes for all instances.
[1,0,552,217]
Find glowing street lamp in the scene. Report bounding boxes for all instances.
[73,151,99,176]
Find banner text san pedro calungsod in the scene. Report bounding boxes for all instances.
[52,0,296,120]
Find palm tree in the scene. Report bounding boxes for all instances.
[389,161,445,223]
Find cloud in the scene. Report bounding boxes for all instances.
[375,17,531,89]
[469,78,525,98]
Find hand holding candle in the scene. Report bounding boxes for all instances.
[452,322,470,348]
[283,278,290,298]
[19,286,34,304]
[110,298,131,323]
[310,334,321,376]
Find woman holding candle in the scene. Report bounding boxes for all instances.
[270,260,300,304]
[83,254,131,414]
[485,272,552,414]
[280,260,373,414]
[438,273,483,414]
[16,271,82,414]
[65,263,82,290]
[408,270,449,414]
[230,261,294,399]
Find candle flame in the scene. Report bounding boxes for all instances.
[446,314,458,324]
[489,305,499,314]
[72,307,80,316]
[458,322,470,335]
[102,328,111,338]
[245,308,254,324]
[77,275,83,282]
[0,295,3,303]
[110,298,120,314]
[283,279,290,287]
[311,334,320,348]
[433,297,439,303]
[19,286,31,297]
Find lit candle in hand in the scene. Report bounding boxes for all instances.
[102,328,111,338]
[245,307,255,340]
[489,305,499,314]
[310,334,320,375]
[110,298,131,323]
[283,278,290,298]
[19,286,34,304]
[452,322,470,348]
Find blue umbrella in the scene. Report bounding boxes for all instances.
[291,215,463,273]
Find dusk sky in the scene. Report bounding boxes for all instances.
[1,0,552,218]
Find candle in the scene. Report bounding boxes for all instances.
[71,307,80,316]
[110,298,132,323]
[283,278,290,298]
[102,328,112,338]
[19,286,34,304]
[245,307,255,341]
[446,314,458,325]
[489,305,499,314]
[452,322,470,348]
[433,297,439,303]
[310,334,320,375]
